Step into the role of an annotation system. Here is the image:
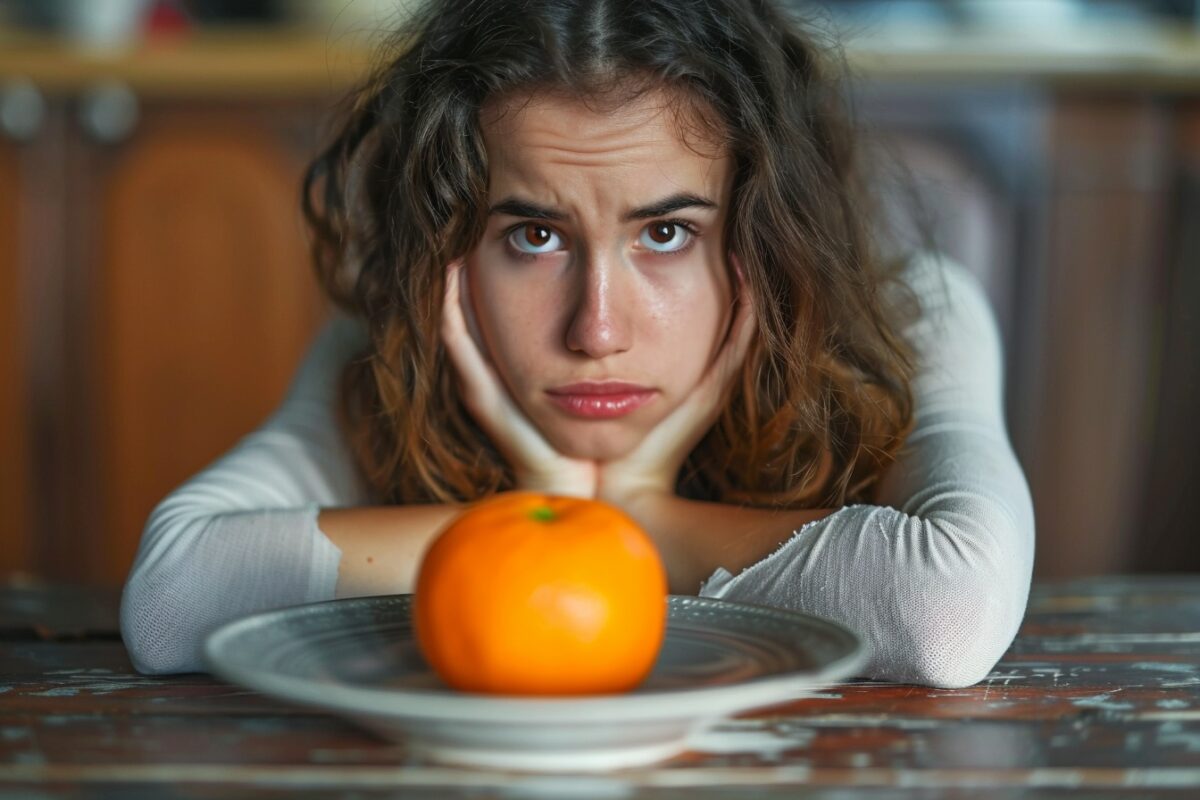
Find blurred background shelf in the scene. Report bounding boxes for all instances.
[851,24,1200,89]
[0,30,371,96]
[2,23,1200,94]
[0,0,1197,586]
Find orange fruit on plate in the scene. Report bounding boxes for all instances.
[413,492,668,696]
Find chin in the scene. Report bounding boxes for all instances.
[549,425,639,462]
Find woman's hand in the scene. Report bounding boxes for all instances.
[596,258,756,511]
[441,260,597,498]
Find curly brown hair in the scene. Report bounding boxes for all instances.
[301,0,919,510]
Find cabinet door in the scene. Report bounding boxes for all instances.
[0,138,31,576]
[1030,96,1171,577]
[79,99,331,586]
[1132,104,1200,571]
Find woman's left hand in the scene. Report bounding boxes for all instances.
[596,258,756,511]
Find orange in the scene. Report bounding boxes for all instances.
[413,492,668,696]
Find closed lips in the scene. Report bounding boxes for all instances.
[548,382,653,395]
[545,383,658,419]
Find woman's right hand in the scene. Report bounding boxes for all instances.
[440,259,597,498]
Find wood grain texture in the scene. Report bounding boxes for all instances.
[2,576,1200,795]
[0,142,31,576]
[19,103,86,588]
[1028,96,1172,578]
[1131,103,1200,573]
[86,101,330,587]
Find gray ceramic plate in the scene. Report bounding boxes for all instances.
[204,594,867,772]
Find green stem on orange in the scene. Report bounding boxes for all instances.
[528,505,556,523]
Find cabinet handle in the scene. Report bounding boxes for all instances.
[0,79,46,142]
[79,81,139,144]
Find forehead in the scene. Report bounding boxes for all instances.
[479,88,728,189]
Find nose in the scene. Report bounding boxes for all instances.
[564,252,633,359]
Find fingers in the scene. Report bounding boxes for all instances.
[455,259,491,361]
[725,272,757,376]
[718,252,754,366]
[710,257,757,390]
[441,260,504,413]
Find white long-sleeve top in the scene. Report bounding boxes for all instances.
[119,254,1034,688]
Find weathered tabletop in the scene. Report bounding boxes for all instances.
[2,576,1200,799]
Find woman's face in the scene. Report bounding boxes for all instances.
[465,89,735,461]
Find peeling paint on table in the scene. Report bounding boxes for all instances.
[3,575,1200,796]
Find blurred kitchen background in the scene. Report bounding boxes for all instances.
[0,0,1197,587]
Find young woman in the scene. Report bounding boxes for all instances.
[120,0,1034,688]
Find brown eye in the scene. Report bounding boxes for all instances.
[648,223,675,244]
[524,224,552,246]
[638,221,693,253]
[508,223,562,255]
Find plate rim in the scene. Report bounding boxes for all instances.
[204,594,870,724]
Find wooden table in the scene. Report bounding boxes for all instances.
[2,576,1200,797]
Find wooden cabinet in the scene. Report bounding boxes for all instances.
[3,92,332,587]
[89,101,331,585]
[1132,102,1200,572]
[0,138,31,576]
[1028,96,1172,576]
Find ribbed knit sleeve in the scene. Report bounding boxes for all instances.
[699,255,1035,688]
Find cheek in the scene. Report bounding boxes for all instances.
[650,271,730,382]
[464,256,554,387]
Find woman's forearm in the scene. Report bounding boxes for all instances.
[618,493,839,595]
[318,504,465,598]
[319,490,837,601]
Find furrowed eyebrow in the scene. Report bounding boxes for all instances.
[487,192,717,222]
[624,193,717,221]
[487,199,567,221]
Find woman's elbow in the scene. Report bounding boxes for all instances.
[909,568,1027,688]
[903,518,1031,688]
[120,515,212,675]
[914,634,1006,689]
[120,579,200,675]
